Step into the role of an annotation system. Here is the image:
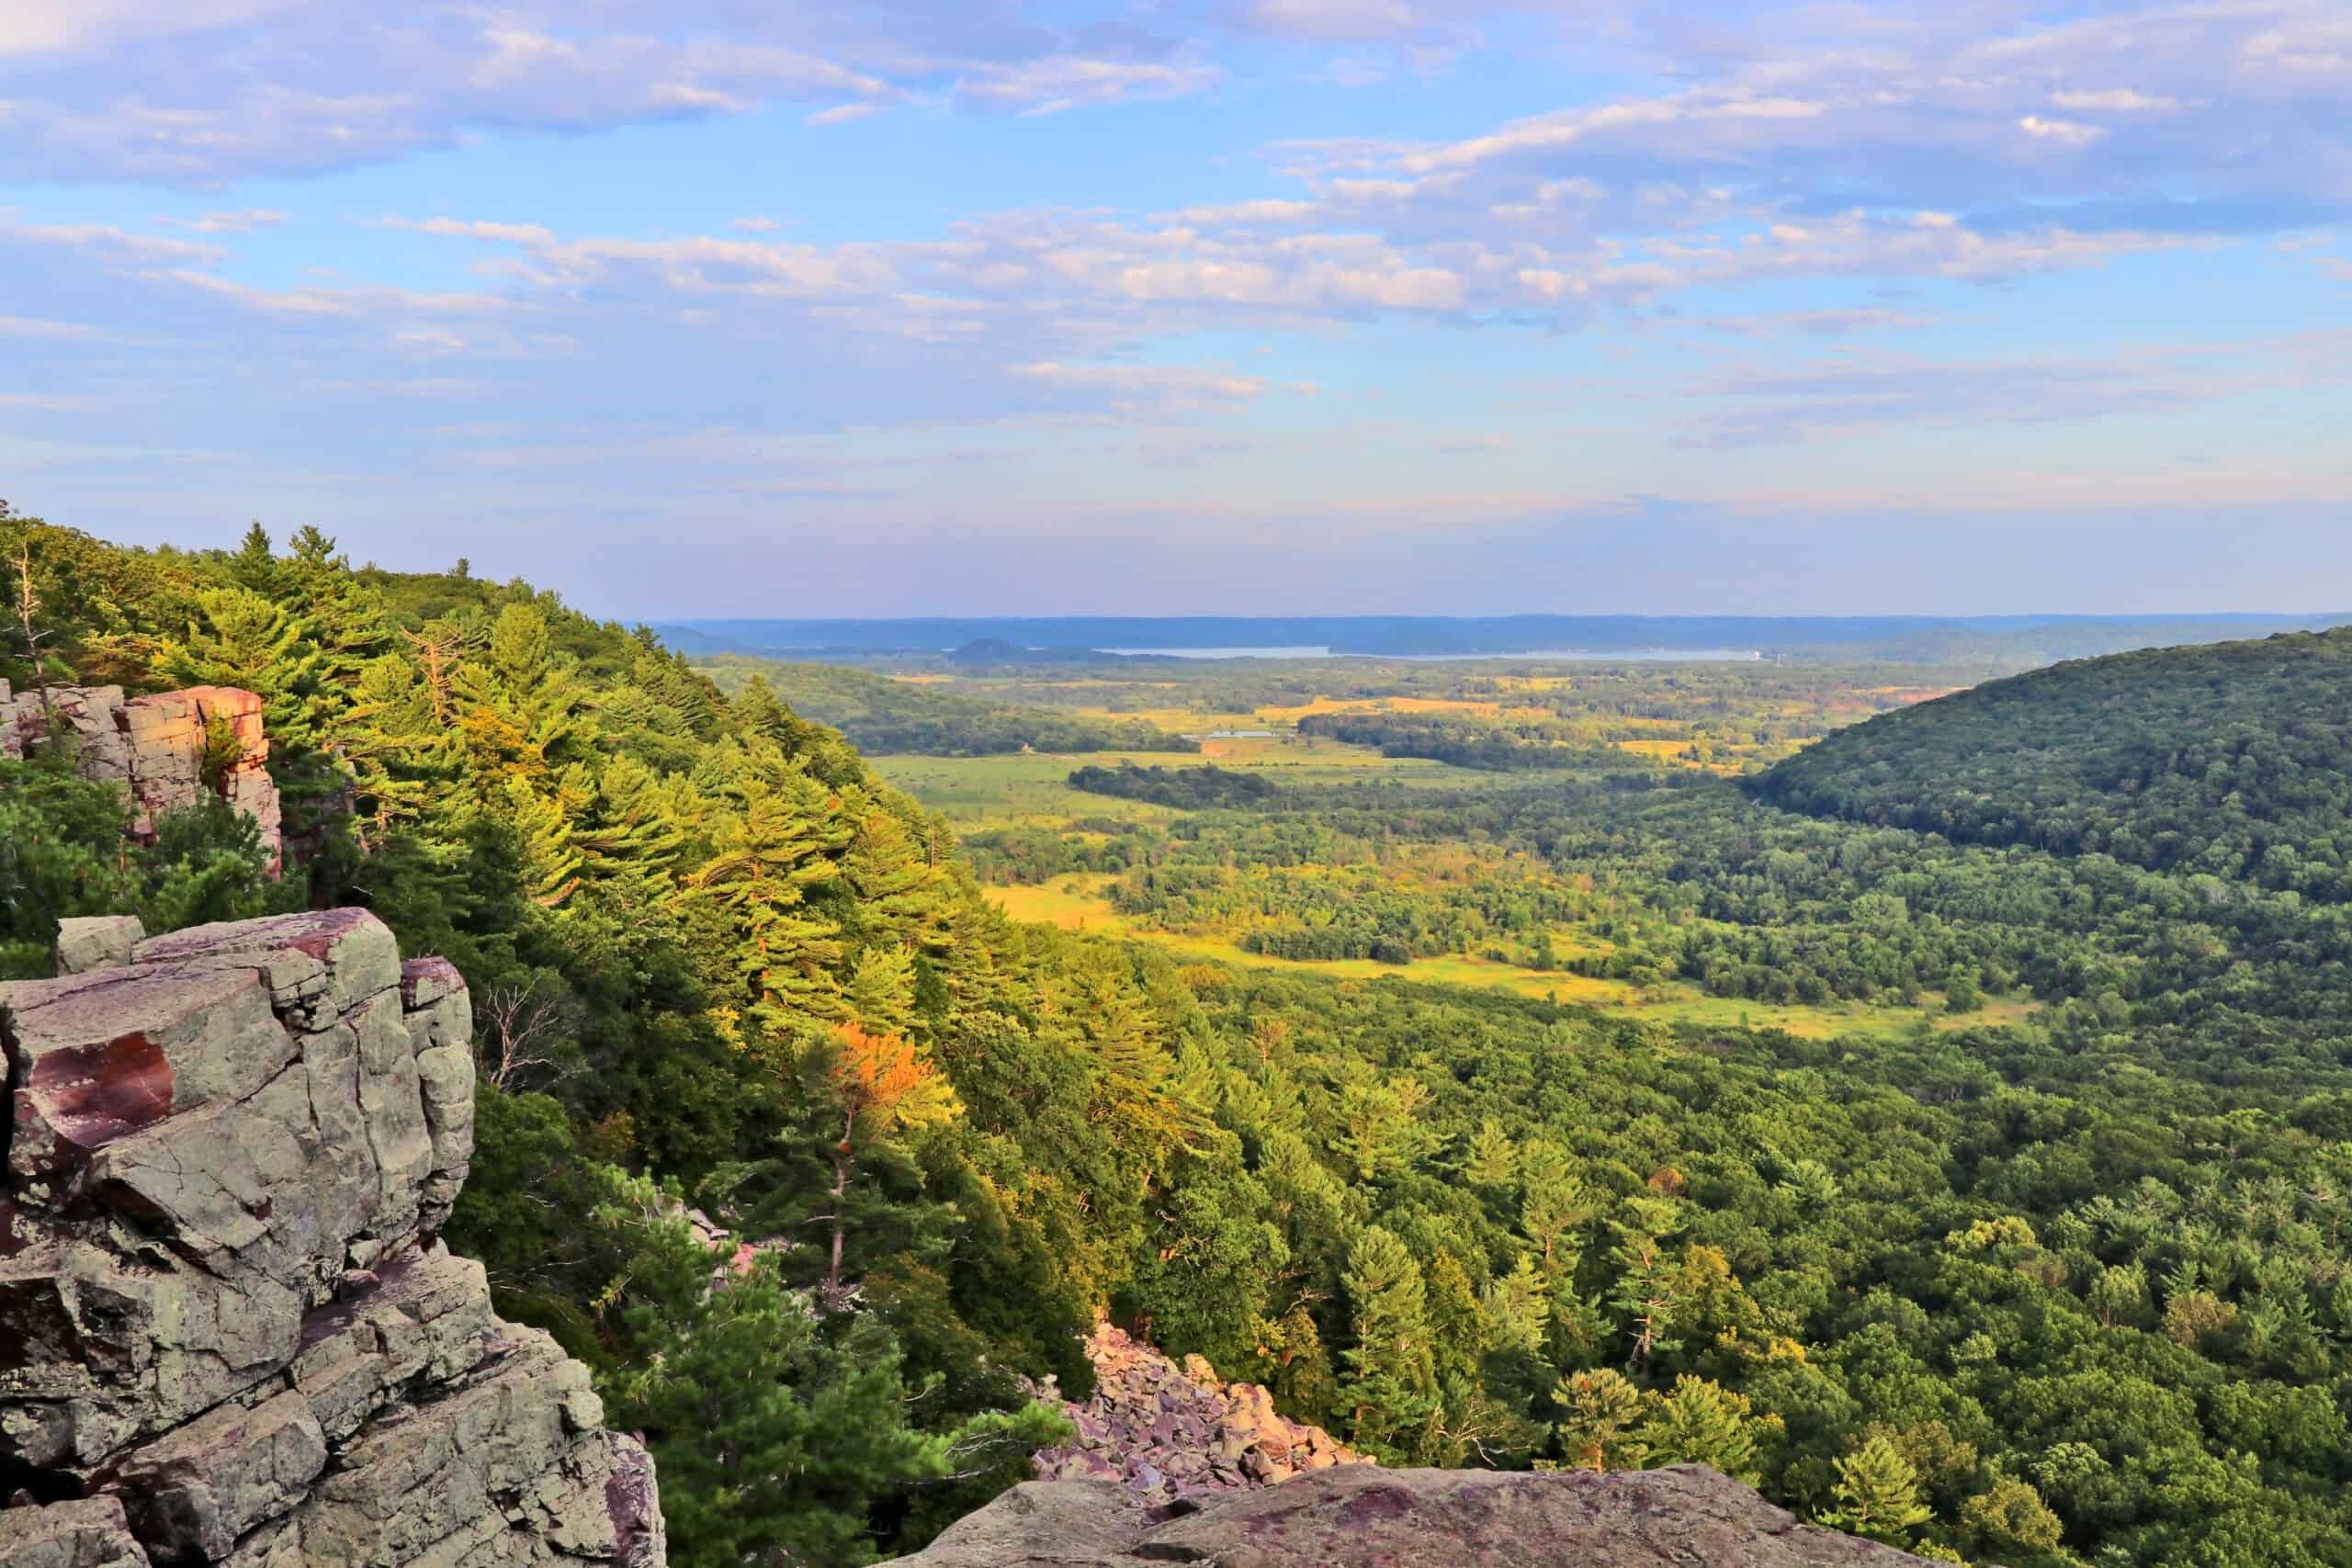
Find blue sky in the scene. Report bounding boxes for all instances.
[3,0,2348,617]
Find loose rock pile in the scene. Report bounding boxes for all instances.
[0,908,664,1567]
[0,682,284,876]
[1030,1321,1366,1505]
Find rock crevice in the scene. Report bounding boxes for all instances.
[1,910,663,1568]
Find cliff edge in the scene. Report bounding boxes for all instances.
[887,1462,1939,1567]
[0,908,663,1567]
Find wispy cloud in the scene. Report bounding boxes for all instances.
[954,55,1219,116]
[156,209,286,233]
[5,0,2349,614]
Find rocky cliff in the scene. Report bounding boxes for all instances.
[888,1464,1937,1567]
[0,682,284,877]
[1031,1322,1366,1504]
[0,909,663,1568]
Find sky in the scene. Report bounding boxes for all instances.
[2,0,2348,618]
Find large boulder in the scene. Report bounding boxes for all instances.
[0,910,664,1568]
[885,1464,1940,1567]
[0,682,283,877]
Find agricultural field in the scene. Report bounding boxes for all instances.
[982,871,2027,1040]
[872,733,1490,826]
[854,655,2035,1040]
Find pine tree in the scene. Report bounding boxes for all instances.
[1552,1367,1648,1472]
[1634,1375,1773,1484]
[593,1169,951,1567]
[1519,1146,1591,1271]
[688,773,853,1046]
[1340,1225,1439,1456]
[1462,1117,1519,1191]
[157,585,335,749]
[1609,1195,1690,1370]
[1820,1435,1934,1545]
[227,521,281,592]
[1482,1254,1553,1356]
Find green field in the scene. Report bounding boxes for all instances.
[873,734,1489,827]
[984,874,2030,1041]
[873,677,2043,1043]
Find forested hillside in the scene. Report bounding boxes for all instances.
[1755,629,2352,900]
[8,511,2352,1568]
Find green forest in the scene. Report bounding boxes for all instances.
[695,654,1192,757]
[6,511,2352,1568]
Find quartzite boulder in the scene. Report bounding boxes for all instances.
[0,682,283,876]
[0,909,664,1568]
[886,1463,1941,1567]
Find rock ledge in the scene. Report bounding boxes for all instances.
[1,910,664,1568]
[887,1462,1937,1566]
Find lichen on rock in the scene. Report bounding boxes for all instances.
[1,909,664,1568]
[885,1462,1942,1567]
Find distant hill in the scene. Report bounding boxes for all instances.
[658,614,2352,667]
[1753,627,2352,900]
[946,638,1109,666]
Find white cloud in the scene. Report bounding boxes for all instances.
[954,55,1218,116]
[1154,199,1320,226]
[2050,88,2180,112]
[157,209,287,233]
[2018,114,2107,146]
[1,217,221,263]
[0,0,300,58]
[0,314,101,339]
[1010,360,1270,412]
[0,4,1208,181]
[1236,0,1420,41]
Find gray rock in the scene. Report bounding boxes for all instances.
[119,1391,328,1562]
[55,917,146,976]
[0,911,664,1566]
[0,1496,153,1568]
[883,1465,1940,1567]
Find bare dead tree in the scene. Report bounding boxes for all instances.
[10,533,62,725]
[478,979,574,1090]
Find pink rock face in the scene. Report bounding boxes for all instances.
[0,681,283,878]
[3,963,286,1193]
[21,1031,175,1166]
[1030,1321,1369,1506]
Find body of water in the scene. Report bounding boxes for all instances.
[1097,646,1763,662]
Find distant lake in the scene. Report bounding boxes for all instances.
[1098,646,1763,662]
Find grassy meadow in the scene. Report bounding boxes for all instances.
[757,651,2034,1043]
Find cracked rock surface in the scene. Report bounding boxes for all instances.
[884,1463,1939,1567]
[2,911,665,1568]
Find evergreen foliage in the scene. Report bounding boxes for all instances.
[11,510,2352,1566]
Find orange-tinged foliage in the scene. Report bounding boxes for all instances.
[831,1020,962,1134]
